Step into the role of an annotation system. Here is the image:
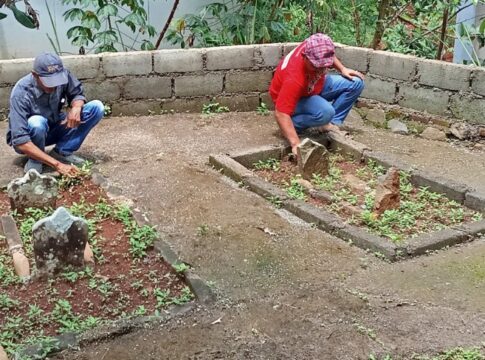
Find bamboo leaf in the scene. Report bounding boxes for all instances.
[9,4,36,29]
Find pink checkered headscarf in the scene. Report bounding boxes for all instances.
[303,33,335,69]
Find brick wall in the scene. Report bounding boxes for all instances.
[0,44,483,123]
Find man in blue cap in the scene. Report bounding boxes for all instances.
[7,52,105,176]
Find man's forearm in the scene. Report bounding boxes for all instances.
[332,56,346,73]
[274,110,300,149]
[71,99,85,108]
[16,142,61,169]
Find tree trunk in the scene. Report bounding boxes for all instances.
[371,0,391,49]
[155,0,180,50]
[436,6,449,60]
[351,0,361,46]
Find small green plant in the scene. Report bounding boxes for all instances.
[173,263,190,273]
[253,158,280,172]
[104,104,112,116]
[196,224,210,236]
[256,102,270,116]
[170,286,194,305]
[267,195,283,208]
[129,225,158,259]
[202,102,229,115]
[285,177,307,200]
[366,159,386,177]
[0,294,19,310]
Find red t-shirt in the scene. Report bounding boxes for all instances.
[269,42,325,115]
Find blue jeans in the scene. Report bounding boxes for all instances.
[292,75,364,132]
[21,100,104,156]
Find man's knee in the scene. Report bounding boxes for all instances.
[351,77,365,94]
[82,100,105,123]
[27,116,48,135]
[315,105,335,125]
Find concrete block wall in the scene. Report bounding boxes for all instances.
[0,43,483,123]
[336,43,485,124]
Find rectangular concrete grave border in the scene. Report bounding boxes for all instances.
[9,169,215,359]
[209,134,485,261]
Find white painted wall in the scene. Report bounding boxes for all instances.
[0,0,213,59]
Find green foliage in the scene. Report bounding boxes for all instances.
[256,102,270,116]
[196,224,210,236]
[173,262,190,273]
[61,0,157,53]
[267,195,283,208]
[285,176,307,200]
[113,204,158,259]
[202,102,229,115]
[253,158,280,171]
[0,1,38,28]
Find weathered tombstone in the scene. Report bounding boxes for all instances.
[7,170,57,212]
[32,207,88,276]
[373,167,401,216]
[0,215,30,280]
[296,138,329,181]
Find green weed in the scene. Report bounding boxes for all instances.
[267,195,283,208]
[253,158,280,171]
[256,102,270,116]
[202,102,229,115]
[197,224,210,236]
[285,177,307,200]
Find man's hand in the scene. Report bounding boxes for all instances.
[64,106,82,129]
[341,67,365,81]
[56,162,80,177]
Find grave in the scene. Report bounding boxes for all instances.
[210,133,485,261]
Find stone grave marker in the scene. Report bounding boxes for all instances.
[296,138,329,181]
[32,207,88,276]
[0,215,30,280]
[373,167,401,216]
[7,169,57,212]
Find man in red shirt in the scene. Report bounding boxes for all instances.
[269,33,365,154]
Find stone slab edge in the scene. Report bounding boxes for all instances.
[16,170,214,359]
[17,304,195,360]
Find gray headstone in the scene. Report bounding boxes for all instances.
[7,170,57,212]
[296,138,329,181]
[388,119,409,135]
[32,207,88,276]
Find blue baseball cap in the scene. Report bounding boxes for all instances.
[33,52,68,87]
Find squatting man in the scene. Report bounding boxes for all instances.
[269,33,365,155]
[6,52,104,176]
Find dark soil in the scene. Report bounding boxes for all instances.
[0,177,190,355]
[254,154,481,243]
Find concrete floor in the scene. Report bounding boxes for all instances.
[1,111,485,359]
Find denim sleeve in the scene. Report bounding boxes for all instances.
[8,93,31,146]
[65,70,87,105]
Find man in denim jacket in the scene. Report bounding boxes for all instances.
[7,52,104,176]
